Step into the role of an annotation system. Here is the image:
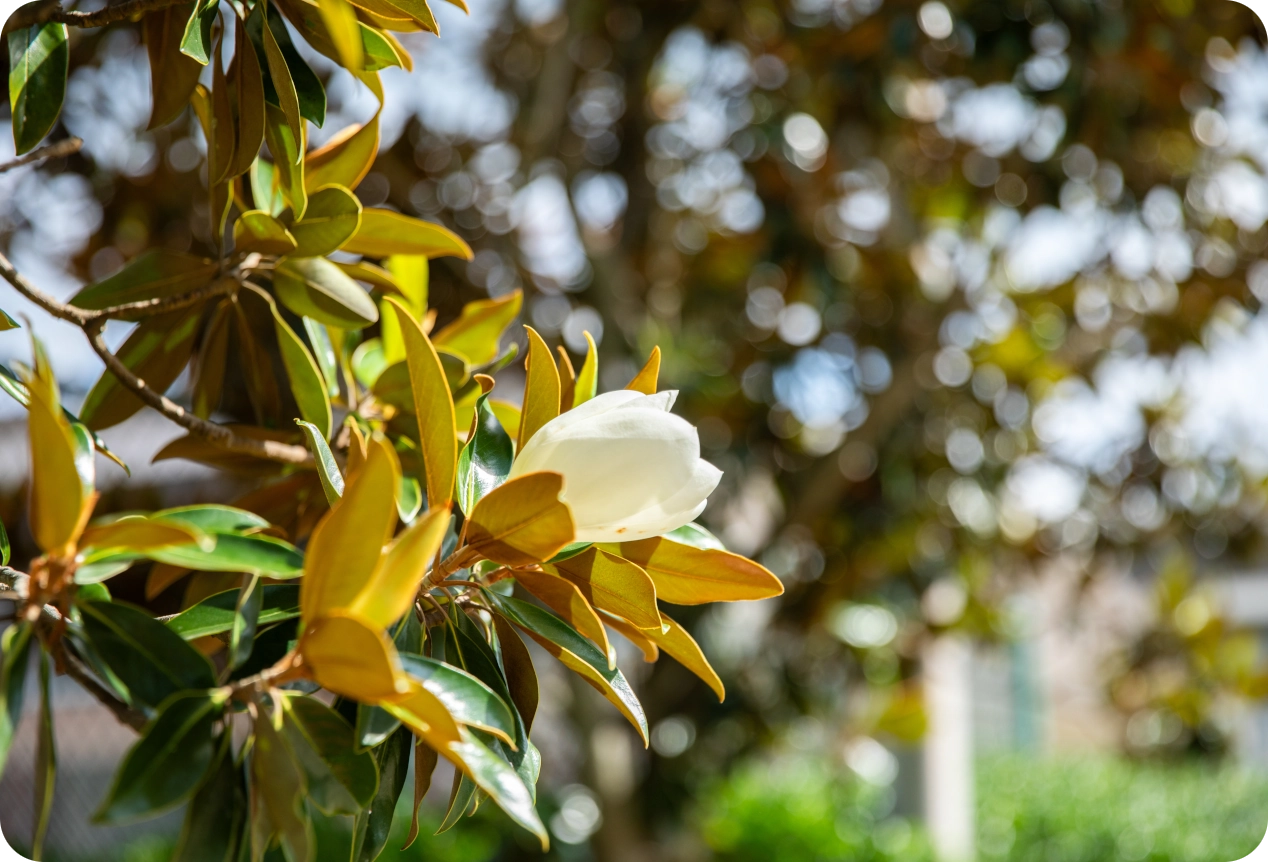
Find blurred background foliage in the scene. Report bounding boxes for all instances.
[5,0,1268,856]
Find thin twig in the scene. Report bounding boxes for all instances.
[0,251,313,465]
[0,138,81,175]
[89,276,237,320]
[6,0,183,32]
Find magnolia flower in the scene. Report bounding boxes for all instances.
[508,390,722,543]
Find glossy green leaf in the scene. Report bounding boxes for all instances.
[228,575,263,670]
[266,2,325,124]
[399,653,516,744]
[289,184,362,257]
[8,23,68,155]
[665,522,726,551]
[437,771,477,834]
[156,504,270,535]
[79,306,203,431]
[268,298,333,438]
[32,652,55,860]
[171,733,246,862]
[0,309,19,331]
[397,475,422,523]
[449,728,546,848]
[95,691,224,824]
[281,695,379,815]
[491,594,647,744]
[70,249,219,319]
[166,584,301,639]
[0,623,33,775]
[0,518,8,566]
[303,317,341,397]
[351,726,410,862]
[298,419,344,505]
[80,600,216,710]
[274,256,378,328]
[351,337,387,388]
[250,157,286,216]
[265,103,307,218]
[147,533,304,579]
[456,389,513,516]
[179,0,219,64]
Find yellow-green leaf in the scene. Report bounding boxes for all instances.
[234,209,297,255]
[300,436,398,624]
[274,256,378,328]
[24,339,93,555]
[305,116,380,192]
[615,537,784,605]
[80,515,206,554]
[264,103,307,217]
[380,255,427,365]
[626,346,660,394]
[259,4,304,157]
[432,291,522,366]
[388,295,456,509]
[300,610,409,701]
[342,208,473,260]
[466,472,574,567]
[265,294,333,439]
[573,330,598,408]
[316,0,364,71]
[288,184,361,257]
[349,504,449,631]
[546,547,660,630]
[518,326,559,451]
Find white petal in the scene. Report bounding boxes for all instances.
[573,459,721,543]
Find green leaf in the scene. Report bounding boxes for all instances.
[155,504,271,535]
[265,2,325,125]
[79,306,203,431]
[281,695,379,815]
[77,581,111,603]
[233,209,297,255]
[0,518,8,566]
[32,652,55,860]
[250,156,287,217]
[490,594,648,744]
[351,337,387,389]
[166,584,301,640]
[251,705,314,862]
[437,771,477,834]
[274,256,378,329]
[172,733,247,862]
[69,250,218,320]
[147,533,304,579]
[455,390,513,516]
[74,550,140,584]
[80,600,216,710]
[95,691,225,824]
[288,185,362,257]
[302,317,340,398]
[0,309,19,331]
[179,0,219,64]
[298,419,344,505]
[397,475,422,523]
[351,726,410,862]
[228,575,263,671]
[268,297,333,438]
[449,728,547,848]
[8,23,68,155]
[665,522,726,550]
[0,623,33,775]
[547,542,593,564]
[398,653,516,744]
[265,103,307,218]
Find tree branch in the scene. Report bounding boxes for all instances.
[0,138,81,175]
[6,0,183,32]
[0,250,313,466]
[90,275,237,320]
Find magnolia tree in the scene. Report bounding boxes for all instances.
[0,0,782,858]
